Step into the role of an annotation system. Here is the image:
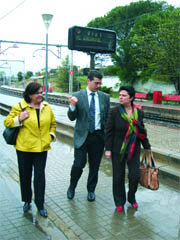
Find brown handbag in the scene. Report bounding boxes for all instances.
[139,152,159,190]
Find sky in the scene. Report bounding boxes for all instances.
[0,0,179,76]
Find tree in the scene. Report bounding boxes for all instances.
[129,8,180,92]
[17,72,23,81]
[0,71,5,82]
[25,71,33,80]
[87,0,176,86]
[56,56,80,92]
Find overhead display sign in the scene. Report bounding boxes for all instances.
[68,26,116,54]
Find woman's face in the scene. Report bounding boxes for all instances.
[30,87,43,104]
[119,90,133,106]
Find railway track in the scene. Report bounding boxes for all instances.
[1,85,180,128]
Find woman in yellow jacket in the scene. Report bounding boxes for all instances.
[4,82,56,217]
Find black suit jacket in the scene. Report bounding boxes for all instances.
[105,105,151,155]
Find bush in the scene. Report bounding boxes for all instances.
[99,86,112,94]
[146,92,153,100]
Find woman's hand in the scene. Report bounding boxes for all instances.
[145,148,152,153]
[19,110,29,122]
[105,151,112,159]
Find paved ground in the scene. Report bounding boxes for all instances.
[0,165,49,240]
[0,94,180,240]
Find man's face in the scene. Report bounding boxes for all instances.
[88,77,102,92]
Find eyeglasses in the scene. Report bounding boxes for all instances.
[94,82,102,86]
[35,91,43,95]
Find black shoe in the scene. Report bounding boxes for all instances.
[39,208,48,218]
[87,192,95,202]
[23,202,31,213]
[67,187,75,200]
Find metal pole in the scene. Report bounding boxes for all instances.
[90,52,96,70]
[3,73,5,85]
[69,50,73,95]
[9,66,11,86]
[22,58,25,88]
[45,32,48,101]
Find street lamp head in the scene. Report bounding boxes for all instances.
[0,44,19,55]
[42,14,53,31]
[12,44,18,48]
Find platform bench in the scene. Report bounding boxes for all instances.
[163,94,180,104]
[43,86,54,92]
[135,92,147,100]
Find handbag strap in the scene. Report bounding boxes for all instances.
[141,152,148,165]
[146,152,156,168]
[149,152,156,168]
[141,152,156,168]
[19,102,24,112]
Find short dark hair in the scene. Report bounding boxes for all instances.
[88,70,103,81]
[23,82,42,103]
[119,85,135,103]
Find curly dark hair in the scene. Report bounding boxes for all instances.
[23,82,43,103]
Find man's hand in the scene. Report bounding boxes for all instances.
[67,96,78,106]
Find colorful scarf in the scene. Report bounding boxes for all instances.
[118,104,147,162]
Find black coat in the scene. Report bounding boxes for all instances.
[105,105,151,156]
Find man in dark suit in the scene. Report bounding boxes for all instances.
[66,70,110,201]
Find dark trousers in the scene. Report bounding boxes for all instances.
[69,130,105,192]
[16,150,47,210]
[112,152,140,206]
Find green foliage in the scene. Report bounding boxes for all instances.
[56,56,80,93]
[146,92,153,100]
[56,56,69,91]
[99,86,112,94]
[110,91,119,98]
[0,71,5,82]
[87,0,180,93]
[129,8,180,92]
[103,65,119,76]
[49,69,57,74]
[77,76,87,89]
[25,71,33,80]
[17,72,23,81]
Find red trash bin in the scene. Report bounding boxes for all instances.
[153,91,162,104]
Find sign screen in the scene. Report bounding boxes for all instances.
[68,26,116,53]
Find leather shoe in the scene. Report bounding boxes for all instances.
[23,202,31,213]
[116,206,124,212]
[87,192,95,201]
[132,202,138,209]
[67,187,75,200]
[39,208,48,218]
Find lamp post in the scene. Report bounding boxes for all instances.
[41,14,53,101]
[0,44,18,55]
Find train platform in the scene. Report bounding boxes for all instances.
[0,93,179,182]
[0,93,180,240]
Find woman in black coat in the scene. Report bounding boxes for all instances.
[105,86,151,212]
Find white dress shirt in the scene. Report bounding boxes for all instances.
[86,88,101,130]
[69,88,101,131]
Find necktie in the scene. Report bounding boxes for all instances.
[89,92,95,133]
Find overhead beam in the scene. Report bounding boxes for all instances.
[0,40,67,48]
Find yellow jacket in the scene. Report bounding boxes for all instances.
[4,99,56,152]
